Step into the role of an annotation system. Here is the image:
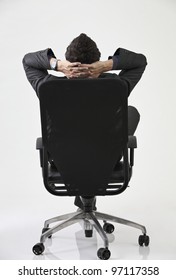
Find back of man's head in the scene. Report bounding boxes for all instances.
[65,33,101,64]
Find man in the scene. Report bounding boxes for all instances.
[23,33,147,94]
[23,33,147,209]
[23,33,147,135]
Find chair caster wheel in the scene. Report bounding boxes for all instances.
[97,248,111,260]
[138,234,150,246]
[103,223,115,234]
[32,243,45,255]
[85,229,93,237]
[42,227,52,238]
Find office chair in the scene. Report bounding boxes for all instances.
[32,79,149,260]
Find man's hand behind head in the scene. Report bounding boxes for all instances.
[57,60,79,78]
[80,61,104,78]
[56,59,113,79]
[80,60,113,78]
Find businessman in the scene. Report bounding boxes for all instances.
[23,33,147,134]
[23,33,147,209]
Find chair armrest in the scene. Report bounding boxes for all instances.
[128,136,137,167]
[36,137,43,167]
[128,136,137,149]
[36,137,43,150]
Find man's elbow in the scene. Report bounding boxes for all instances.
[22,53,30,66]
[141,54,148,67]
[22,54,27,66]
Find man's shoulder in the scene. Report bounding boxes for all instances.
[99,73,118,79]
[45,74,67,81]
[40,74,67,84]
[37,74,67,95]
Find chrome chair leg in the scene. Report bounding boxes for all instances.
[95,211,147,235]
[44,211,82,228]
[40,212,83,243]
[88,212,109,248]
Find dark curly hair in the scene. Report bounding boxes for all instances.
[65,33,101,64]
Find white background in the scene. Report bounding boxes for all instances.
[0,0,176,260]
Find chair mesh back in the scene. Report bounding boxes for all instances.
[39,79,128,196]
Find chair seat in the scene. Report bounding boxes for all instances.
[48,165,64,183]
[48,161,131,184]
[109,162,131,183]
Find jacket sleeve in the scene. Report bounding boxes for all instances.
[109,48,147,95]
[22,48,56,95]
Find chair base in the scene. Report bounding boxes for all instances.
[33,204,149,259]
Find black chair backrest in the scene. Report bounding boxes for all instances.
[39,78,128,196]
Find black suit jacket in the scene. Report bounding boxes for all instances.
[22,48,147,97]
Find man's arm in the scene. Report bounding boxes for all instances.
[81,48,147,95]
[110,48,147,94]
[22,48,89,96]
[22,48,54,95]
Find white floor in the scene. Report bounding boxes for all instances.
[1,188,176,260]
